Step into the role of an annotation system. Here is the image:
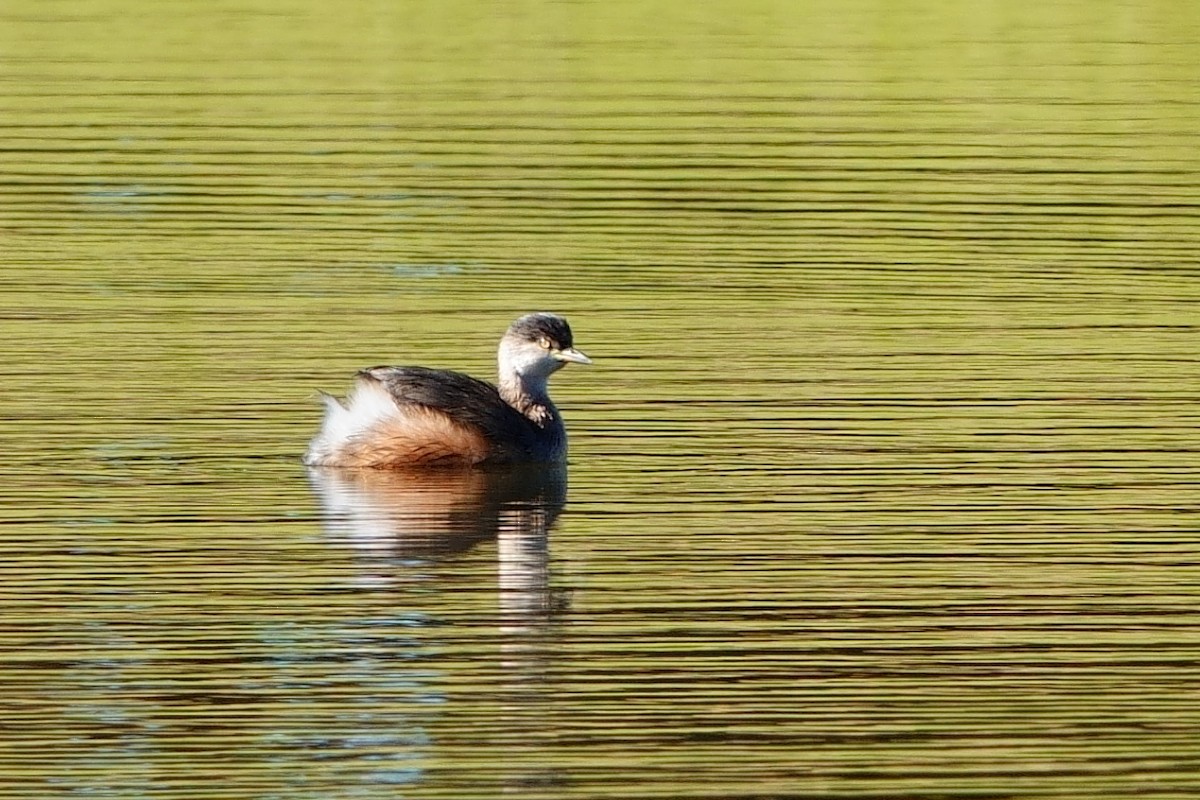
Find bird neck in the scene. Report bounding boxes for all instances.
[499,371,558,427]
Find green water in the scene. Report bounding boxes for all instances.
[2,1,1199,797]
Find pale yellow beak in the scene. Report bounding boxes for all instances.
[553,347,592,365]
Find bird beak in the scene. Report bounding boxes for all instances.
[553,347,592,365]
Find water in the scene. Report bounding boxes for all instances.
[2,0,1199,797]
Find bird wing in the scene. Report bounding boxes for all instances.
[356,366,540,459]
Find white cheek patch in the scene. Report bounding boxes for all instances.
[517,352,561,379]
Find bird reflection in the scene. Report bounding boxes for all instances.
[306,465,570,792]
[306,464,567,613]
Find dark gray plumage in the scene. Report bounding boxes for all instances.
[507,312,576,350]
[357,366,552,460]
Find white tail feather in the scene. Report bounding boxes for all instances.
[303,380,401,465]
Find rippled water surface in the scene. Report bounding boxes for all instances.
[2,1,1199,797]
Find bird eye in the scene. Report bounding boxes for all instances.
[538,337,552,349]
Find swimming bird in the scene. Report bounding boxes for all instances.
[303,313,590,468]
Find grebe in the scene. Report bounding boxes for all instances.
[303,313,591,468]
